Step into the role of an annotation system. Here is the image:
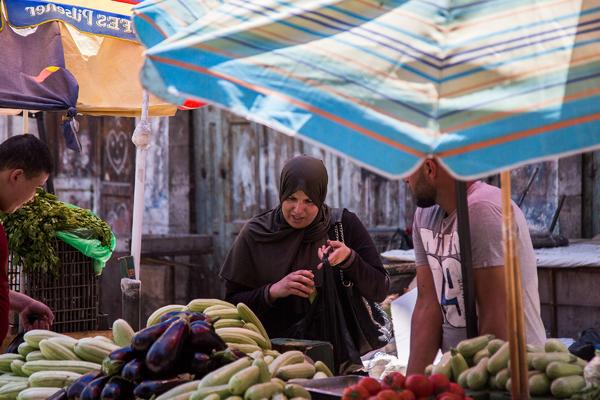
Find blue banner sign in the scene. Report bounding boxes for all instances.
[4,0,138,41]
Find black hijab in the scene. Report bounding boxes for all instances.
[220,155,332,287]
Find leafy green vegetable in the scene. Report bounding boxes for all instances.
[0,189,113,275]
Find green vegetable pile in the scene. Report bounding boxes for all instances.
[0,189,113,275]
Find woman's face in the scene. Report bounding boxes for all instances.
[282,190,319,229]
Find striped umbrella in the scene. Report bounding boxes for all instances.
[134,0,600,180]
[134,1,600,397]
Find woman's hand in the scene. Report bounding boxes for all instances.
[269,270,315,301]
[317,240,351,268]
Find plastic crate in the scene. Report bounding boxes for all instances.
[8,239,100,333]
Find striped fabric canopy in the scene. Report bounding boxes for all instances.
[134,0,600,179]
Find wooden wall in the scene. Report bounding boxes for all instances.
[191,106,414,264]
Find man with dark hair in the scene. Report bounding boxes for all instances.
[405,159,545,375]
[0,134,54,343]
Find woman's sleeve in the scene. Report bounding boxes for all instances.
[220,225,273,317]
[224,280,273,317]
[337,210,390,302]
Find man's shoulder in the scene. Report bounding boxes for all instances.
[468,182,503,211]
[414,205,444,227]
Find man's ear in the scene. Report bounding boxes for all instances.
[423,159,437,179]
[8,169,25,183]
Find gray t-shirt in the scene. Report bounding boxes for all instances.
[413,181,546,350]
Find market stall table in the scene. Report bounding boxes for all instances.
[536,238,600,339]
[384,239,600,340]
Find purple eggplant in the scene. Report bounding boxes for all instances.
[131,317,178,354]
[159,311,206,324]
[189,352,214,377]
[212,348,245,364]
[99,376,134,399]
[120,358,146,383]
[188,312,208,323]
[133,378,192,399]
[79,375,111,400]
[145,317,189,375]
[158,310,186,323]
[47,389,67,400]
[66,370,103,400]
[188,320,226,353]
[101,346,137,376]
[107,346,136,362]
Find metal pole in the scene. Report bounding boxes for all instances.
[130,91,151,280]
[121,278,141,330]
[455,180,478,338]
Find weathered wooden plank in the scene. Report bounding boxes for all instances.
[138,234,212,256]
[558,156,582,238]
[230,121,259,220]
[582,151,600,238]
[169,112,191,233]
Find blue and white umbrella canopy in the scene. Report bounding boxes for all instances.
[134,0,600,179]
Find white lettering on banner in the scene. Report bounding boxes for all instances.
[96,14,106,27]
[420,227,466,328]
[19,4,133,34]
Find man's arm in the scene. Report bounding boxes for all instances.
[9,291,54,331]
[474,266,508,340]
[406,266,443,375]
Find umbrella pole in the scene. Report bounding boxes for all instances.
[130,91,151,280]
[455,180,478,338]
[23,110,29,134]
[500,171,528,399]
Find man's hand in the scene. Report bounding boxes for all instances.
[407,266,443,375]
[317,240,351,268]
[269,270,315,301]
[9,291,54,331]
[20,299,54,331]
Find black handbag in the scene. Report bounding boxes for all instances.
[329,209,392,355]
[285,208,391,373]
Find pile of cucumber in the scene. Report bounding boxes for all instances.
[426,335,592,398]
[0,329,118,399]
[155,349,332,400]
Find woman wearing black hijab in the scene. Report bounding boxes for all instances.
[220,155,390,353]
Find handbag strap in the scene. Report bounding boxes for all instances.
[334,216,381,327]
[330,213,352,288]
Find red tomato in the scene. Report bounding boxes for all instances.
[376,389,399,400]
[436,393,463,400]
[464,397,474,400]
[383,372,406,390]
[342,384,370,400]
[405,375,434,398]
[428,374,450,394]
[396,390,416,400]
[447,383,465,397]
[359,377,383,395]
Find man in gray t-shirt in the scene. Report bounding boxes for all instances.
[405,159,546,375]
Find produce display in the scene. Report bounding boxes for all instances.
[66,299,249,399]
[423,335,597,399]
[342,373,469,400]
[0,299,331,399]
[0,329,111,399]
[146,300,272,355]
[1,189,113,274]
